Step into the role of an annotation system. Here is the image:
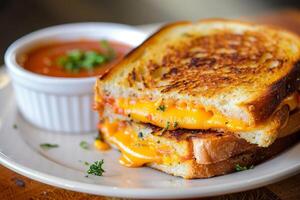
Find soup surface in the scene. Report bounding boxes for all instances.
[21,40,132,78]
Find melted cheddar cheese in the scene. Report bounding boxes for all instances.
[116,99,248,131]
[115,93,299,132]
[94,139,110,150]
[99,120,178,167]
[95,94,299,168]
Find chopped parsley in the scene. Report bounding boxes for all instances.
[80,141,89,150]
[166,121,170,130]
[138,132,144,139]
[100,40,116,59]
[173,121,178,128]
[162,121,171,132]
[235,164,254,172]
[87,160,105,176]
[79,160,90,166]
[84,161,90,166]
[13,124,18,129]
[57,40,115,73]
[40,143,59,150]
[157,105,166,112]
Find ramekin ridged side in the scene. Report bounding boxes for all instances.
[4,23,147,133]
[12,82,98,133]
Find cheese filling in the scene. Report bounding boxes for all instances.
[116,99,248,131]
[113,93,299,132]
[95,94,299,168]
[99,120,178,167]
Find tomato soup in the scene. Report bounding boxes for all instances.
[20,40,132,78]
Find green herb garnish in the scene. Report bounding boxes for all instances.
[40,143,59,150]
[80,141,89,150]
[235,164,254,172]
[13,124,18,129]
[57,49,108,73]
[138,132,143,139]
[166,121,170,130]
[173,121,178,128]
[157,105,166,112]
[57,40,115,73]
[162,121,170,132]
[79,160,90,166]
[87,160,105,176]
[100,40,116,59]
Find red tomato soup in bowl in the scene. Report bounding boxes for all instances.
[21,40,131,78]
[5,23,147,133]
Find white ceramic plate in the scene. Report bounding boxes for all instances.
[1,66,300,198]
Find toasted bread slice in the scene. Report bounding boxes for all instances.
[98,19,300,125]
[98,110,300,178]
[146,125,255,165]
[149,131,299,179]
[95,19,300,146]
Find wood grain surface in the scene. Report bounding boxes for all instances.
[1,9,300,200]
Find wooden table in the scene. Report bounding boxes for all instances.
[1,9,300,200]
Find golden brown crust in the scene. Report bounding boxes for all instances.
[149,131,300,179]
[100,19,300,82]
[98,19,300,127]
[154,127,256,164]
[235,104,290,147]
[99,21,190,81]
[244,61,300,123]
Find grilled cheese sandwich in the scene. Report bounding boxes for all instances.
[94,19,300,178]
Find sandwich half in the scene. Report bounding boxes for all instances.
[94,19,300,178]
[97,113,299,178]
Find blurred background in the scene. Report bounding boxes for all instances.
[1,0,300,63]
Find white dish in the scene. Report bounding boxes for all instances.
[0,68,299,199]
[4,23,147,133]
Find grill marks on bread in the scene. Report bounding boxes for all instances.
[127,31,288,96]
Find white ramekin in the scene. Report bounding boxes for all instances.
[4,23,147,133]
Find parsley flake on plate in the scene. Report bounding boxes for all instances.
[80,141,89,150]
[87,160,105,176]
[79,160,90,166]
[40,143,59,150]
